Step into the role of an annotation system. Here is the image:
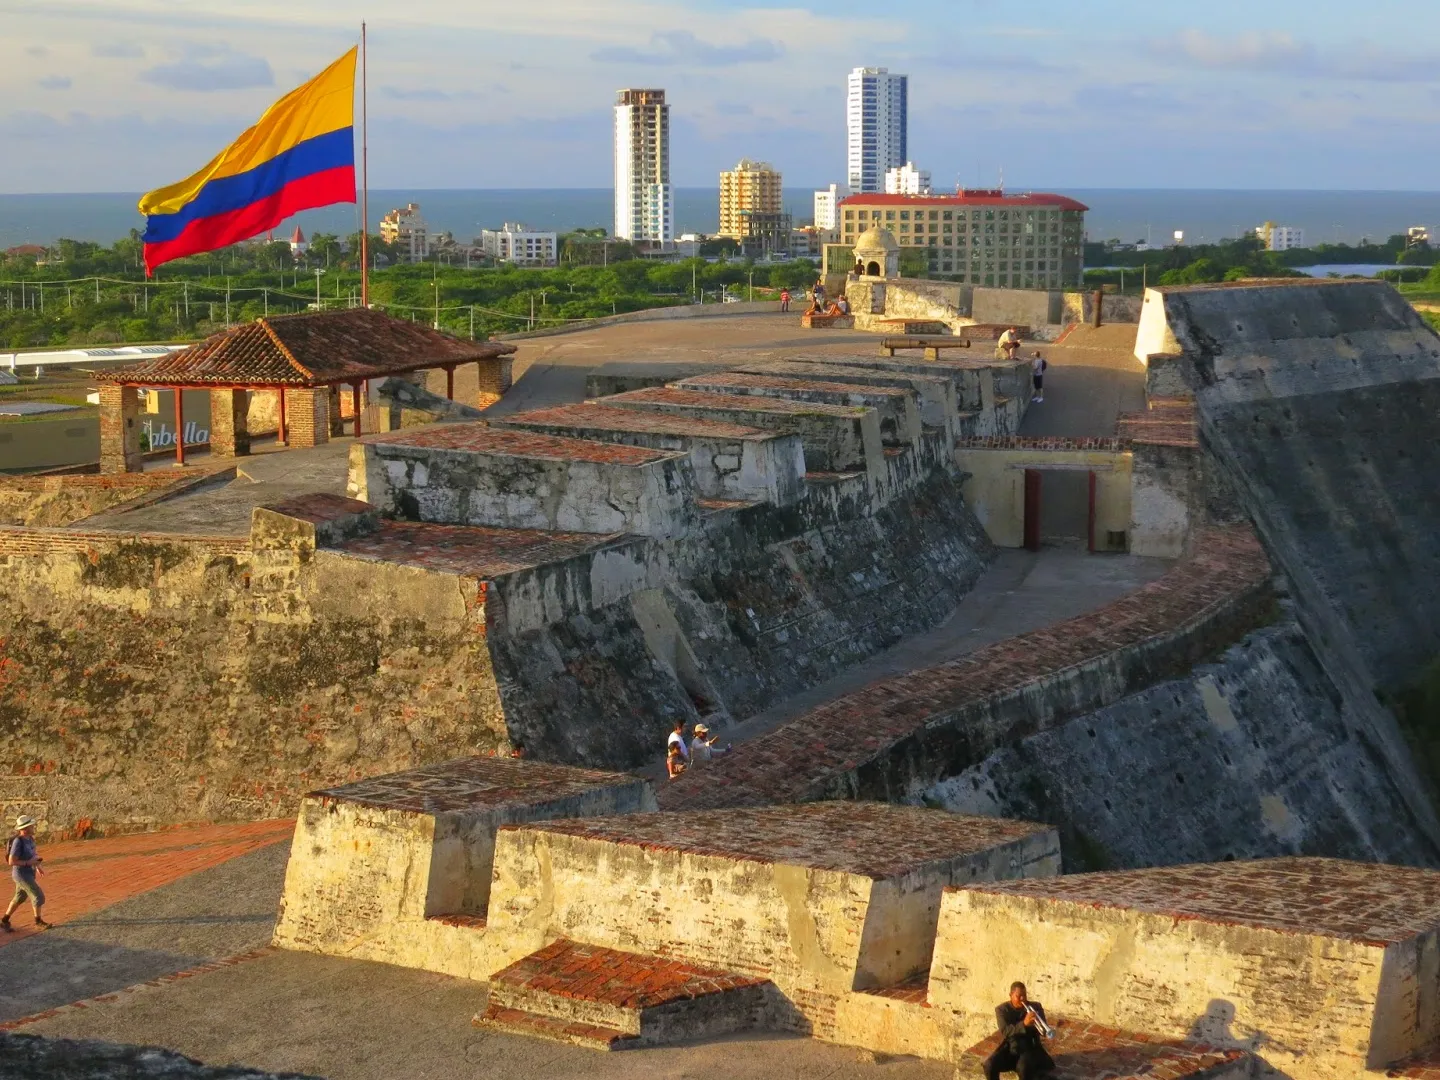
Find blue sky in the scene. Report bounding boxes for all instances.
[2,0,1439,193]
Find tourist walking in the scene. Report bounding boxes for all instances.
[667,720,690,765]
[780,288,791,313]
[1031,351,1047,403]
[687,723,732,768]
[3,815,50,932]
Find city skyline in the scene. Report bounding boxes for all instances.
[2,0,1440,195]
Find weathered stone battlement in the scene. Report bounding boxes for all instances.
[486,402,807,506]
[732,361,960,435]
[936,857,1440,1077]
[349,423,699,538]
[601,385,885,475]
[671,372,923,447]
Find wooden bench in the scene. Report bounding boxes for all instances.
[880,336,972,360]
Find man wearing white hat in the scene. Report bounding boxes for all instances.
[687,724,733,769]
[3,814,50,932]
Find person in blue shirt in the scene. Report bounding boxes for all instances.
[3,815,50,932]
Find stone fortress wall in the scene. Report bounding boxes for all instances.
[9,281,1440,1076]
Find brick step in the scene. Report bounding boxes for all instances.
[425,912,487,931]
[480,938,773,1048]
[476,1003,640,1051]
[858,973,929,1005]
[960,1019,1252,1080]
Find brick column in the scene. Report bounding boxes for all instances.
[327,385,346,437]
[475,358,513,411]
[208,389,251,457]
[99,384,143,473]
[285,388,330,448]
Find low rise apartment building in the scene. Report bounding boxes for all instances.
[479,223,558,267]
[837,190,1087,288]
[380,203,430,263]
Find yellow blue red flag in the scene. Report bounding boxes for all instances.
[139,48,357,275]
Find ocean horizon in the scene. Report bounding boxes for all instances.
[2,187,1438,253]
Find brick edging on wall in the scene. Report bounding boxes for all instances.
[658,525,1272,812]
[955,435,1130,452]
[0,526,249,557]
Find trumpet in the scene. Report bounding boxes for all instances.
[1025,1002,1055,1040]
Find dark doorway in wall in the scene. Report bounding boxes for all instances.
[866,261,881,276]
[1023,468,1096,551]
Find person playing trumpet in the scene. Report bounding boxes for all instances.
[982,981,1055,1080]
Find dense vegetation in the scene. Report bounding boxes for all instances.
[0,233,819,349]
[1082,232,1437,291]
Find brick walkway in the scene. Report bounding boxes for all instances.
[0,819,293,947]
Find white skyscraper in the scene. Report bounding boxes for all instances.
[847,67,907,194]
[614,89,673,243]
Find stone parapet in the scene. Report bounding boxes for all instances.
[349,425,699,538]
[935,857,1440,1078]
[271,755,655,976]
[487,403,807,507]
[483,802,1058,1023]
[672,372,922,448]
[601,386,885,476]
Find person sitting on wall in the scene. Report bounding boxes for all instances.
[836,295,851,315]
[997,326,1021,361]
[824,300,843,316]
[665,744,687,779]
[688,723,732,768]
[982,982,1054,1080]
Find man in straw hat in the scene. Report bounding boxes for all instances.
[3,814,50,932]
[687,723,733,769]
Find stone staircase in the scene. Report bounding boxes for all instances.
[475,938,774,1050]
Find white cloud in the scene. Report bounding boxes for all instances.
[592,30,784,67]
[92,42,146,59]
[139,44,275,92]
[1160,29,1440,83]
[38,76,73,91]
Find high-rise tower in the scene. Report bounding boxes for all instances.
[614,89,672,243]
[846,68,907,194]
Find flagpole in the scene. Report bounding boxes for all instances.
[360,21,369,308]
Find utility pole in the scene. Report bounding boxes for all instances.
[94,277,100,303]
[315,268,324,310]
[469,305,475,340]
[225,278,230,326]
[529,292,535,330]
[263,287,268,316]
[692,262,697,302]
[184,280,189,319]
[38,284,43,315]
[433,281,440,330]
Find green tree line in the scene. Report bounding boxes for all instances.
[0,235,818,349]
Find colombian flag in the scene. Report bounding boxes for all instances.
[139,48,357,275]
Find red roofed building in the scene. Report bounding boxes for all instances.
[289,226,308,257]
[836,189,1087,288]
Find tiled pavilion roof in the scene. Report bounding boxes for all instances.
[99,307,515,388]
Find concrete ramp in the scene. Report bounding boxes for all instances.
[1143,280,1440,695]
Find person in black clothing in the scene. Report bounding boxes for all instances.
[982,982,1054,1080]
